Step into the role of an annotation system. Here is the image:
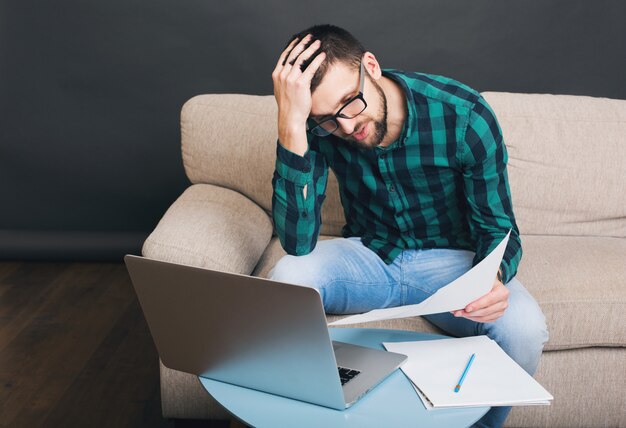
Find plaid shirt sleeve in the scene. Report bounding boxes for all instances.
[460,96,522,284]
[272,138,328,256]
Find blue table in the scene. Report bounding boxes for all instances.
[199,328,489,428]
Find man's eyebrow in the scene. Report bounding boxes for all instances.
[311,91,355,118]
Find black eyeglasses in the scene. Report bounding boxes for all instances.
[308,61,367,137]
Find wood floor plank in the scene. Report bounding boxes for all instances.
[40,294,171,427]
[0,262,69,331]
[0,262,61,286]
[0,262,232,428]
[0,263,135,427]
[0,261,22,285]
[0,263,71,352]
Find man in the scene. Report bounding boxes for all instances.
[270,24,548,428]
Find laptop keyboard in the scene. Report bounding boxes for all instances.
[338,367,361,385]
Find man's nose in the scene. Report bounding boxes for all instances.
[336,116,357,135]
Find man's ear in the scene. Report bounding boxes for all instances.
[362,51,382,80]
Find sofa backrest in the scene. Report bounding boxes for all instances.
[181,92,626,238]
[481,92,626,238]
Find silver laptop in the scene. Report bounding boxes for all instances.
[124,255,407,410]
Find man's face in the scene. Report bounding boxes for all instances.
[310,61,388,150]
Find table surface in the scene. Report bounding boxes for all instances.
[199,328,489,428]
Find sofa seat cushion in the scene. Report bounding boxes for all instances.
[143,183,273,274]
[516,235,626,350]
[254,235,626,351]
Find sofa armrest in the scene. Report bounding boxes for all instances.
[142,183,273,274]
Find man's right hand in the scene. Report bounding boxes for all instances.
[272,34,326,156]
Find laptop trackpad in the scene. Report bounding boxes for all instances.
[331,340,407,406]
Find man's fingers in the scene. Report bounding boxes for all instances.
[274,37,301,72]
[464,300,508,318]
[453,280,509,322]
[465,281,507,313]
[465,295,495,314]
[295,39,321,66]
[283,34,313,67]
[301,50,326,80]
[273,35,324,88]
[466,312,505,323]
[454,308,505,323]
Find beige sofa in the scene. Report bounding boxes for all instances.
[142,92,626,427]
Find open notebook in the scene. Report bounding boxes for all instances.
[383,335,553,410]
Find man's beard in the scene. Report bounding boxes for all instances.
[345,77,388,151]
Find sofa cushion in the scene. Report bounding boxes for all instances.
[254,235,626,351]
[516,235,626,350]
[180,95,277,214]
[483,92,626,238]
[143,184,273,274]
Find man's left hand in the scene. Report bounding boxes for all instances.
[451,276,509,323]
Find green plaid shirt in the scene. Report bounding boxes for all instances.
[272,69,521,284]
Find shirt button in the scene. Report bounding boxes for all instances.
[302,211,308,218]
[381,153,387,159]
[389,184,395,192]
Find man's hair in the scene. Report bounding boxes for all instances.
[284,24,366,93]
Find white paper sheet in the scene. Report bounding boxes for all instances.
[383,336,553,408]
[328,230,511,326]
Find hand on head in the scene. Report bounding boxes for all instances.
[272,35,326,143]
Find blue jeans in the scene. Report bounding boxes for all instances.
[269,237,549,428]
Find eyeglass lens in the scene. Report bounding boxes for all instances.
[313,98,367,135]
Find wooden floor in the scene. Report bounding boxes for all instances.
[0,262,231,428]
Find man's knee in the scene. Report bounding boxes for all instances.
[498,308,548,351]
[484,279,549,373]
[506,279,548,342]
[269,254,327,289]
[269,238,361,288]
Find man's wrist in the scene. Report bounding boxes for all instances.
[278,125,308,157]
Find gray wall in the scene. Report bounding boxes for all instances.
[1,0,625,260]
